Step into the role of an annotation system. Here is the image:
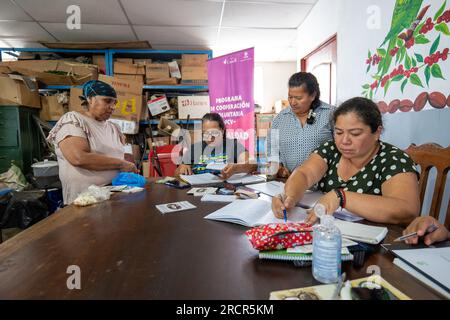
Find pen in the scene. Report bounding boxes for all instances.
[394,224,439,242]
[283,208,287,223]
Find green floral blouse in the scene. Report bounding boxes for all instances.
[313,140,419,195]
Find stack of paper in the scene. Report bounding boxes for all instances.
[334,220,388,244]
[201,194,237,203]
[187,187,218,196]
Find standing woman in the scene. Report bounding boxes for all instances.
[47,80,138,205]
[266,72,335,178]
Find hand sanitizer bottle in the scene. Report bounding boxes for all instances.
[312,204,342,284]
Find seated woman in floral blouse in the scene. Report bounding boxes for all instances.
[272,97,420,225]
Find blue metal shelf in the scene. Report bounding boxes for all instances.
[143,85,208,91]
[39,85,81,91]
[140,119,202,125]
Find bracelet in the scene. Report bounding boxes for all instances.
[340,188,347,209]
[334,188,346,209]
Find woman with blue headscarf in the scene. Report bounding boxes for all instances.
[47,80,138,205]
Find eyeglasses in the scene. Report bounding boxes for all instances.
[202,130,222,139]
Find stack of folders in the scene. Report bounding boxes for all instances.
[259,247,354,267]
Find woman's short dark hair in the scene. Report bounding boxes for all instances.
[202,113,226,133]
[333,97,383,133]
[288,72,321,110]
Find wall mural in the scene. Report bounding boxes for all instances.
[362,0,450,113]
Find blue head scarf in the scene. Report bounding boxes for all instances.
[79,80,117,104]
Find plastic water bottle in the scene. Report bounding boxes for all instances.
[312,204,342,284]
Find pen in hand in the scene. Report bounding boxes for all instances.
[394,224,439,242]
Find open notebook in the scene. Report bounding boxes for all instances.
[180,173,266,186]
[248,183,363,222]
[204,199,308,227]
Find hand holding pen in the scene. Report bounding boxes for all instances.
[396,216,450,246]
[272,192,296,220]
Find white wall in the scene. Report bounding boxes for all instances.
[255,62,297,113]
[297,0,450,220]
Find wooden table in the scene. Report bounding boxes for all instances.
[0,182,444,299]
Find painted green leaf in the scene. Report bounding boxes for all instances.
[415,35,430,44]
[377,49,387,57]
[400,47,406,63]
[362,84,370,89]
[415,53,424,63]
[401,79,408,93]
[435,23,450,36]
[366,64,371,73]
[372,75,381,81]
[392,75,404,82]
[431,64,445,79]
[434,0,447,21]
[425,65,431,86]
[414,21,425,38]
[369,89,374,100]
[430,35,441,55]
[410,74,424,87]
[368,50,372,59]
[405,54,411,70]
[412,57,417,67]
[397,38,403,47]
[395,49,402,64]
[384,80,391,97]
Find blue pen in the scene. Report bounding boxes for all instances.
[283,208,287,223]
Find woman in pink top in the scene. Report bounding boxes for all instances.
[47,80,138,205]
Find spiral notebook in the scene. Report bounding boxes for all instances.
[259,249,354,263]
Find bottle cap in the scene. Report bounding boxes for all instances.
[313,203,326,219]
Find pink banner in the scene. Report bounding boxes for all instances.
[207,48,255,157]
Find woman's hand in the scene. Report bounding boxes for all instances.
[221,164,236,180]
[120,160,139,173]
[403,216,450,246]
[277,165,290,178]
[305,191,340,225]
[272,194,297,219]
[177,164,193,176]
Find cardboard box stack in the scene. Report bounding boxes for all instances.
[113,58,145,83]
[0,74,41,108]
[145,62,178,85]
[0,60,98,86]
[181,54,208,85]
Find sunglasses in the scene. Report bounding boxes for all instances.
[202,130,222,139]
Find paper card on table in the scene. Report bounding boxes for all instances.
[155,201,197,214]
[187,187,218,196]
[204,199,308,227]
[180,173,265,186]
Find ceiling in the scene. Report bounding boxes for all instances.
[0,0,318,62]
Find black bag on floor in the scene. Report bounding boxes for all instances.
[0,190,50,229]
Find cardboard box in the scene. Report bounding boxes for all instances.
[146,63,169,79]
[68,87,86,113]
[177,95,210,119]
[181,66,208,81]
[145,78,178,85]
[114,73,144,83]
[0,60,98,86]
[40,95,68,121]
[0,75,41,108]
[181,54,208,67]
[256,113,276,137]
[147,96,171,116]
[114,58,134,64]
[113,62,145,75]
[134,59,152,66]
[99,74,142,95]
[92,55,106,74]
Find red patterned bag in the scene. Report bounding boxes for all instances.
[245,222,313,251]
